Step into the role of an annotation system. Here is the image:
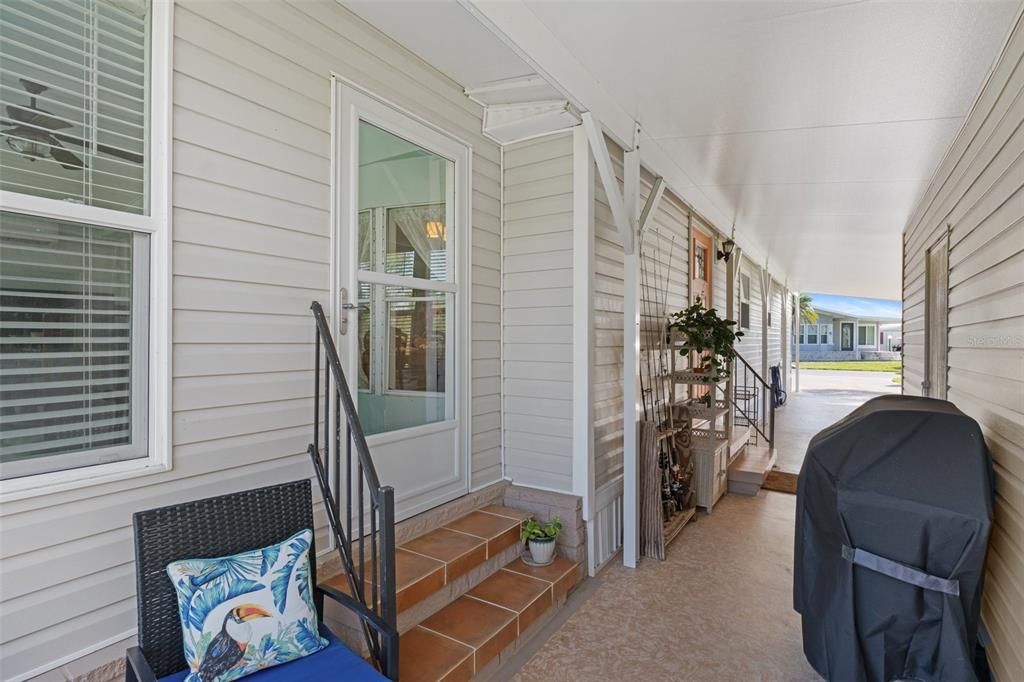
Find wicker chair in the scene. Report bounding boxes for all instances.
[126,479,397,681]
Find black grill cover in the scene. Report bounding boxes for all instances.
[793,395,993,682]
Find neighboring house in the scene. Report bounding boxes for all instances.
[795,294,902,360]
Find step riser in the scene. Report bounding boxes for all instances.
[322,541,525,651]
[398,542,522,634]
[728,479,763,496]
[473,588,573,682]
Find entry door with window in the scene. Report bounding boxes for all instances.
[691,231,713,395]
[692,231,712,306]
[335,84,468,520]
[840,322,855,351]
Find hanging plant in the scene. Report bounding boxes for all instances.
[668,297,743,380]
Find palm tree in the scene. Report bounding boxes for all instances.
[799,294,818,324]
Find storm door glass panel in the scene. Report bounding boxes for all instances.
[356,121,453,436]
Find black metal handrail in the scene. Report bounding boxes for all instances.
[308,301,398,678]
[730,353,775,449]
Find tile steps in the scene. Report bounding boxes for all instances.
[321,504,530,615]
[399,556,580,682]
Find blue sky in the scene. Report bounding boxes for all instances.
[806,293,902,321]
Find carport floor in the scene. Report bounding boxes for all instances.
[774,369,900,473]
[511,491,819,682]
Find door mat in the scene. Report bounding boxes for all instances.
[763,469,798,495]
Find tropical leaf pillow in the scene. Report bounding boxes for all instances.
[166,529,328,682]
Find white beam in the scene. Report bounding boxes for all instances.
[637,176,665,242]
[571,126,597,576]
[622,124,642,568]
[794,292,801,393]
[581,112,634,254]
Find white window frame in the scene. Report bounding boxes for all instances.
[806,324,818,345]
[858,323,878,349]
[819,323,832,346]
[0,0,173,500]
[739,273,752,329]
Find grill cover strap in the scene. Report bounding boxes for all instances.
[841,545,960,596]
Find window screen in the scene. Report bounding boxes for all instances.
[0,211,149,479]
[0,0,149,213]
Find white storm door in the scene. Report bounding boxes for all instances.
[334,82,469,520]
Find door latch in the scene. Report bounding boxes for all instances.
[339,287,357,335]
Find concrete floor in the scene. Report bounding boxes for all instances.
[774,369,899,473]
[512,492,819,682]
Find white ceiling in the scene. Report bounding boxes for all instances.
[344,1,536,86]
[346,0,1021,298]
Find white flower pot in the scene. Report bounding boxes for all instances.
[528,537,557,566]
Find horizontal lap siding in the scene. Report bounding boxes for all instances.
[640,178,690,363]
[593,138,627,490]
[901,17,1024,680]
[0,2,500,678]
[502,133,575,492]
[767,280,784,370]
[735,257,763,373]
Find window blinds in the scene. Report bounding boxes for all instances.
[0,0,148,213]
[0,211,148,478]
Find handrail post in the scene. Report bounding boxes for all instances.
[379,485,398,629]
[769,395,776,449]
[307,301,397,676]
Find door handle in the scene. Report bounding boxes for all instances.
[339,288,356,335]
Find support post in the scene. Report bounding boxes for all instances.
[794,292,801,393]
[761,266,771,381]
[622,123,641,568]
[571,126,597,576]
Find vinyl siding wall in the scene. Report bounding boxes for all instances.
[592,137,627,490]
[639,180,691,405]
[502,132,575,491]
[735,256,764,373]
[901,16,1024,680]
[767,279,784,371]
[0,3,502,679]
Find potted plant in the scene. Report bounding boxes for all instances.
[521,516,561,566]
[668,297,743,382]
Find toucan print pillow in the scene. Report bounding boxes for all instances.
[166,529,328,682]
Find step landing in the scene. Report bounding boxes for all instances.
[728,444,777,496]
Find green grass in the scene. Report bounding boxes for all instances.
[800,361,902,373]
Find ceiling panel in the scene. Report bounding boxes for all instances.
[657,118,963,186]
[344,0,535,87]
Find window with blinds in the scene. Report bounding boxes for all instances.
[0,0,149,213]
[0,0,154,481]
[0,211,149,479]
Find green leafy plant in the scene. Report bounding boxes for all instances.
[668,297,744,380]
[521,516,562,542]
[799,293,818,324]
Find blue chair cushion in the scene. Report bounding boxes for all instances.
[158,627,386,682]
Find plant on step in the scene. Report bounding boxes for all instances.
[521,516,561,567]
[668,297,743,380]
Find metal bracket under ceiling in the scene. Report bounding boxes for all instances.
[466,75,581,144]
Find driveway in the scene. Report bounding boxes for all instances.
[774,369,900,473]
